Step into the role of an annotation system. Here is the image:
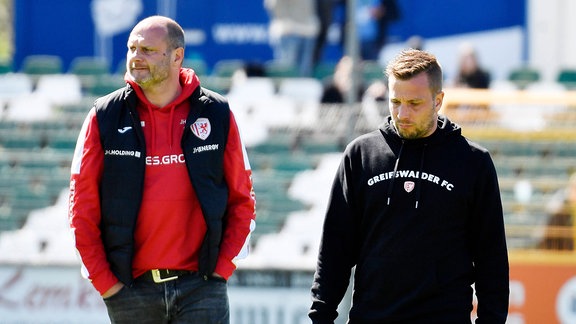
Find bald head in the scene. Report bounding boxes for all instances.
[126,15,186,95]
[131,15,185,51]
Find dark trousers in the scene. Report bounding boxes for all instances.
[103,273,229,324]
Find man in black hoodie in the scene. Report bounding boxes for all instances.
[309,49,509,323]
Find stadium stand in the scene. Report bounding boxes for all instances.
[1,62,576,265]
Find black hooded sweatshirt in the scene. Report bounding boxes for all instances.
[310,116,509,323]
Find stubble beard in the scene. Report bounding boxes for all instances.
[129,57,171,90]
[395,110,437,140]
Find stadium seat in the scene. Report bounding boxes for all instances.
[19,158,61,170]
[313,61,337,81]
[299,138,342,154]
[46,130,79,150]
[34,74,83,105]
[278,78,323,103]
[212,59,245,78]
[21,55,63,75]
[56,98,92,119]
[86,74,126,97]
[198,76,229,94]
[227,77,276,99]
[0,73,33,101]
[251,97,299,128]
[0,131,43,150]
[264,61,299,78]
[556,69,576,90]
[249,136,294,155]
[4,95,54,122]
[69,56,109,76]
[0,59,12,74]
[361,60,385,83]
[69,56,110,90]
[507,66,540,89]
[183,58,208,76]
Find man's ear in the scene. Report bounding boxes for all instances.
[434,91,445,111]
[173,47,184,65]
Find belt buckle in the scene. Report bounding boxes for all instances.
[151,269,179,283]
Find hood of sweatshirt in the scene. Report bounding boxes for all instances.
[125,68,201,150]
[379,115,462,209]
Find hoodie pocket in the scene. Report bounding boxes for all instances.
[354,256,439,311]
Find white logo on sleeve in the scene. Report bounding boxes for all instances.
[191,118,211,140]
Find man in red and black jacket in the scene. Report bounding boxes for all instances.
[69,15,256,324]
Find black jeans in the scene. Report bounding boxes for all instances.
[103,273,229,324]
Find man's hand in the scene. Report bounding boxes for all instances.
[102,282,125,299]
[212,272,224,279]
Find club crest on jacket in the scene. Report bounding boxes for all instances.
[404,181,415,193]
[191,118,211,140]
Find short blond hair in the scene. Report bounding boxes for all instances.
[386,49,443,95]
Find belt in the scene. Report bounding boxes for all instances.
[140,269,196,283]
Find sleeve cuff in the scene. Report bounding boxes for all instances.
[214,257,237,280]
[92,271,120,296]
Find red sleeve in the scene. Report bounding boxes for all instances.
[214,111,257,279]
[69,108,118,295]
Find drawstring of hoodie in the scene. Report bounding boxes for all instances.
[386,141,427,209]
[386,140,404,206]
[414,144,427,209]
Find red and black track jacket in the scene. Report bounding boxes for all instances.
[69,69,256,295]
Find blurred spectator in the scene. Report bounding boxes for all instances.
[538,172,576,250]
[265,0,320,76]
[313,0,336,67]
[321,55,389,104]
[363,79,387,102]
[245,62,266,77]
[453,43,490,89]
[342,0,400,61]
[320,56,364,103]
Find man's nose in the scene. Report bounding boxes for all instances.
[128,48,143,60]
[396,105,409,119]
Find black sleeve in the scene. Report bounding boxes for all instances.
[309,152,358,323]
[472,153,510,323]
